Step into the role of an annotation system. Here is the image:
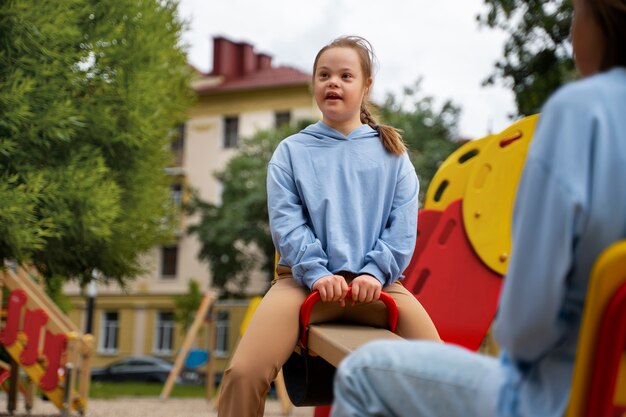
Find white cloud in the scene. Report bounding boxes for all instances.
[177,0,518,138]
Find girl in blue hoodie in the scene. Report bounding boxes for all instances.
[217,36,440,417]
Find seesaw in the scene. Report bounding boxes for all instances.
[282,286,400,406]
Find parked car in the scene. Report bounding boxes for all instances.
[90,355,201,385]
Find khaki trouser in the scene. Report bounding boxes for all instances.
[217,266,440,417]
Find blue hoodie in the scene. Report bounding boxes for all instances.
[494,68,626,417]
[267,121,419,289]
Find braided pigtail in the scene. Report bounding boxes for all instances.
[360,101,406,155]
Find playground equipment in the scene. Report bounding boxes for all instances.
[405,114,539,350]
[278,115,540,416]
[0,265,95,415]
[282,287,400,406]
[0,358,33,412]
[566,240,626,416]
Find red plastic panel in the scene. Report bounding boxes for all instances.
[20,308,49,365]
[410,199,503,350]
[585,283,626,417]
[39,331,67,391]
[402,209,442,292]
[0,289,27,346]
[314,405,332,417]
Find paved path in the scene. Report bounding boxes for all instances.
[0,396,317,417]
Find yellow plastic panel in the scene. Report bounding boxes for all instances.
[462,114,539,275]
[566,240,626,417]
[424,135,493,210]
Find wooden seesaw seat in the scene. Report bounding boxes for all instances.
[282,287,401,406]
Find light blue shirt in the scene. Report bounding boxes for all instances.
[267,121,419,289]
[494,67,626,417]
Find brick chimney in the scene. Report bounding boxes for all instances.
[211,37,273,81]
[212,36,241,80]
[241,42,257,76]
[257,53,272,71]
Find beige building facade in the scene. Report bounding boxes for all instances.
[64,37,320,375]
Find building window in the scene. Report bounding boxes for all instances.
[171,124,185,167]
[170,183,182,208]
[161,245,178,278]
[99,311,119,354]
[275,111,291,128]
[215,311,229,357]
[223,116,239,148]
[154,311,174,355]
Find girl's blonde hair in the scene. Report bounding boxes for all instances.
[313,36,407,155]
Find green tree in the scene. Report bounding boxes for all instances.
[478,0,576,116]
[379,80,461,201]
[174,279,203,333]
[0,0,192,289]
[189,83,460,294]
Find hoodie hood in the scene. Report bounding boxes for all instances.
[301,121,378,141]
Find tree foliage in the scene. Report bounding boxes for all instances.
[174,279,203,333]
[0,0,193,289]
[478,0,575,116]
[378,80,461,200]
[189,83,460,294]
[187,124,301,296]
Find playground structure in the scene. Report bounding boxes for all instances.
[3,113,622,416]
[275,115,539,416]
[282,288,400,407]
[566,240,626,416]
[279,114,626,416]
[404,114,540,350]
[0,265,95,415]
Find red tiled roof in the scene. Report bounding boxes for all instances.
[195,66,310,94]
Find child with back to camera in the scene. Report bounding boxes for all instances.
[330,0,626,416]
[217,35,441,417]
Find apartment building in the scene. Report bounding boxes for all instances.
[64,36,320,375]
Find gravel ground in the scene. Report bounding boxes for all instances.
[0,396,317,417]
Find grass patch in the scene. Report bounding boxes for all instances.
[89,382,209,399]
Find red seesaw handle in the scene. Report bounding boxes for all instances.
[298,286,399,348]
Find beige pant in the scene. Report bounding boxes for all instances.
[217,266,440,417]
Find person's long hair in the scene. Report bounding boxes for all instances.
[589,0,626,70]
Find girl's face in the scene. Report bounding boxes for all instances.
[571,0,605,76]
[313,47,372,135]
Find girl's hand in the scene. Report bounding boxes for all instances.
[350,274,382,304]
[312,275,349,306]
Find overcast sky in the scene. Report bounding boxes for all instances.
[177,0,517,139]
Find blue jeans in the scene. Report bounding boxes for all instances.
[331,340,504,417]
